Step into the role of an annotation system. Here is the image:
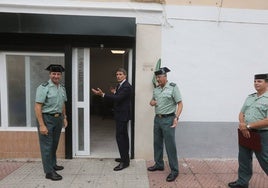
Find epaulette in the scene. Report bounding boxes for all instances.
[42,82,49,87]
[170,82,176,87]
[249,92,256,96]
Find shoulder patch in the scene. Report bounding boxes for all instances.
[42,82,49,87]
[170,82,176,87]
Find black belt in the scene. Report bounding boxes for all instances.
[43,113,62,117]
[156,113,175,118]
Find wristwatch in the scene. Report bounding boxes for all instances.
[246,124,251,129]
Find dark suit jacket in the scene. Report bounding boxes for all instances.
[104,81,132,122]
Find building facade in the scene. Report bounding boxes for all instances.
[0,0,267,159]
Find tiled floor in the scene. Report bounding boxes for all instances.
[1,159,268,188]
[0,159,149,188]
[0,161,24,180]
[146,158,268,188]
[90,115,118,158]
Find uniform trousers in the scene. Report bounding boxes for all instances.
[37,114,62,173]
[237,130,268,185]
[115,120,130,164]
[153,115,179,175]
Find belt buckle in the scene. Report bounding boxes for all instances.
[54,113,60,117]
[158,114,162,118]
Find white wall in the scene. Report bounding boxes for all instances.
[162,6,268,122]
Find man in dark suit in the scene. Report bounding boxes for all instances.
[92,67,132,171]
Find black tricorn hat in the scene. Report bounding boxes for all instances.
[154,67,170,76]
[45,64,65,72]
[254,74,268,80]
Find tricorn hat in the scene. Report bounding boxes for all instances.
[154,67,170,76]
[254,73,268,80]
[45,64,65,72]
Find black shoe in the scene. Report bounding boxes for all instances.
[166,173,178,182]
[113,162,129,171]
[228,181,248,188]
[147,164,164,171]
[115,158,121,162]
[53,165,64,171]
[45,171,62,181]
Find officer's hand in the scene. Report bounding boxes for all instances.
[241,129,250,138]
[239,123,250,138]
[40,125,48,135]
[171,118,178,128]
[150,100,157,106]
[63,118,68,128]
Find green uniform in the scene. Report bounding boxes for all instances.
[237,91,268,186]
[152,82,182,175]
[36,79,67,114]
[35,79,67,174]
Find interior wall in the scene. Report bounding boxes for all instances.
[90,48,125,95]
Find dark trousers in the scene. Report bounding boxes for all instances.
[37,114,62,173]
[237,131,268,185]
[115,120,130,163]
[154,115,179,175]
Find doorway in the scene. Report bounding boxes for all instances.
[72,48,133,158]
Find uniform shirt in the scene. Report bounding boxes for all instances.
[35,79,67,114]
[241,91,268,130]
[153,81,182,115]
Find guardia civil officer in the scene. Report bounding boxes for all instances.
[228,74,268,188]
[147,67,183,182]
[35,64,68,181]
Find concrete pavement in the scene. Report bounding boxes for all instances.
[0,158,268,188]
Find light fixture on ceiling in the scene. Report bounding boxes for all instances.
[111,50,125,54]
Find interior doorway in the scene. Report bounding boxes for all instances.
[90,48,129,158]
[72,47,132,158]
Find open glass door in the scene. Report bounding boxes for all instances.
[72,48,90,156]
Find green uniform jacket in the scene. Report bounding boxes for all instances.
[153,82,182,114]
[241,91,268,130]
[35,79,67,113]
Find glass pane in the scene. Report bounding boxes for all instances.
[6,54,64,127]
[7,55,26,127]
[78,108,84,150]
[78,49,84,101]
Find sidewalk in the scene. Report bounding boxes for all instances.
[0,158,267,188]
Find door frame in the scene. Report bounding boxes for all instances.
[72,48,90,156]
[72,48,133,158]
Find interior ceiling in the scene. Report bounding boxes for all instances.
[90,48,128,57]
